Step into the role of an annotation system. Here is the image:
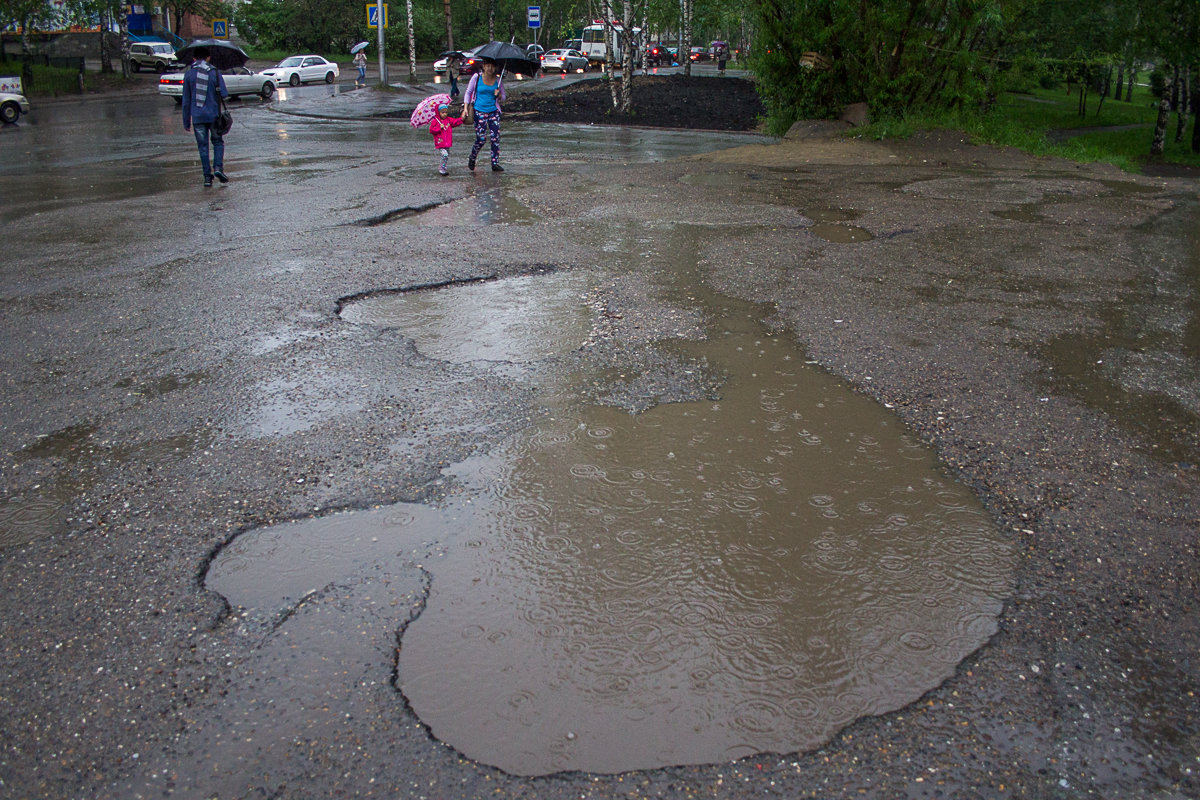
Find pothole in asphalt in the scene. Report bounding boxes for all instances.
[208,264,1013,776]
[402,187,539,226]
[801,207,872,243]
[339,270,592,362]
[809,221,873,243]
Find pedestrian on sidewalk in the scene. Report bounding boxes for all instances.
[354,50,367,88]
[463,59,505,172]
[181,46,230,187]
[429,103,464,175]
[447,53,461,98]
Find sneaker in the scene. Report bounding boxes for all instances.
[491,164,504,172]
[213,169,229,184]
[467,156,476,171]
[438,167,448,175]
[204,177,213,187]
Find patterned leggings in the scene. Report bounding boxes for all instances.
[470,111,501,166]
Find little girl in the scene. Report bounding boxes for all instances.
[429,103,464,175]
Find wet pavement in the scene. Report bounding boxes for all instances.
[0,83,1198,800]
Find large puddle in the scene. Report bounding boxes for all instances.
[208,261,1014,776]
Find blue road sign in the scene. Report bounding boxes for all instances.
[527,5,541,28]
[212,18,228,38]
[366,3,388,28]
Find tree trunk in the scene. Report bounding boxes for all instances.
[19,14,33,90]
[617,0,633,112]
[603,0,618,107]
[1175,66,1189,143]
[639,0,649,71]
[686,0,696,77]
[406,0,417,82]
[100,8,113,74]
[1150,67,1172,155]
[118,4,131,79]
[488,0,495,41]
[1125,67,1134,102]
[1114,63,1124,98]
[443,0,454,51]
[1191,86,1200,153]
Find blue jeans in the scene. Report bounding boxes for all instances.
[357,66,366,84]
[192,122,224,180]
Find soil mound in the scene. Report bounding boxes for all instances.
[504,73,765,131]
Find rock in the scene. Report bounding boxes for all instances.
[783,119,852,140]
[839,102,870,127]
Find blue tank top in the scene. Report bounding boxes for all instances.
[474,78,499,112]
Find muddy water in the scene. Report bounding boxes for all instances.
[208,218,1014,777]
[339,271,593,363]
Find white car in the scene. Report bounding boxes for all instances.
[540,48,589,73]
[0,91,30,124]
[158,67,280,103]
[259,55,340,86]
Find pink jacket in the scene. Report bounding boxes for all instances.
[429,114,464,149]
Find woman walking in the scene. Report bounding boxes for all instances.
[354,49,367,88]
[463,59,505,172]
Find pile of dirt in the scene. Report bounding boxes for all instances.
[504,73,765,131]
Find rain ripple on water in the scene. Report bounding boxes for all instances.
[397,320,1014,775]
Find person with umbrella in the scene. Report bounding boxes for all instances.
[443,50,462,99]
[352,42,368,88]
[181,46,230,187]
[463,58,506,172]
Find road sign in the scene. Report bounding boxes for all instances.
[212,18,228,38]
[366,3,388,29]
[527,5,540,28]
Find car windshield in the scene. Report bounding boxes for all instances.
[152,44,173,53]
[277,57,303,67]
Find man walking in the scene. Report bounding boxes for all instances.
[182,47,230,187]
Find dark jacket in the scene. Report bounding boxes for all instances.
[182,61,228,128]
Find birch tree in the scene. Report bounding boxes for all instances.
[406,0,417,81]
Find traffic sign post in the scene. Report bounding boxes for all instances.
[212,18,228,38]
[527,5,540,28]
[366,3,388,84]
[366,3,388,28]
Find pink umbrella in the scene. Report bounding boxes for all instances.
[410,93,453,128]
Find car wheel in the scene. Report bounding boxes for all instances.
[325,71,335,84]
[289,73,300,86]
[131,60,141,73]
[156,62,166,73]
[173,96,182,105]
[1,101,20,124]
[261,82,275,99]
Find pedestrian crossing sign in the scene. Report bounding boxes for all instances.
[366,3,388,28]
[212,18,228,38]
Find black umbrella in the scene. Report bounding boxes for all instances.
[471,41,539,77]
[439,50,466,59]
[176,39,249,70]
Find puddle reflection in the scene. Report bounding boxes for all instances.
[401,187,539,226]
[214,270,1013,776]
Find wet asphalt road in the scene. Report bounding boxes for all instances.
[1,83,1199,799]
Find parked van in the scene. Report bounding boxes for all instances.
[577,21,640,68]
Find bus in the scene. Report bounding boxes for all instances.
[576,21,640,68]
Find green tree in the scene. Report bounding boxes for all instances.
[749,0,1019,132]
